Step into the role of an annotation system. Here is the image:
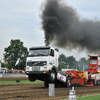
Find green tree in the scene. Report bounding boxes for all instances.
[78,57,89,71]
[1,62,13,69]
[58,54,78,71]
[67,56,78,69]
[58,53,67,71]
[3,39,27,70]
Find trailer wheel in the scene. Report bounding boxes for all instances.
[83,78,86,87]
[48,70,56,82]
[66,77,71,88]
[97,81,99,85]
[94,80,98,86]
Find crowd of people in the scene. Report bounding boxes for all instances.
[1,68,25,74]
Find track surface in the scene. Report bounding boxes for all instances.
[0,77,28,81]
[0,77,100,100]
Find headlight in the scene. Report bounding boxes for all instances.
[44,67,47,69]
[26,66,29,70]
[40,67,49,71]
[40,67,44,71]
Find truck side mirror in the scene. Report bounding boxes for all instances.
[55,48,59,52]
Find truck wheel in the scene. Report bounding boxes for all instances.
[28,75,36,82]
[55,83,60,88]
[48,70,56,83]
[66,77,71,88]
[44,80,49,88]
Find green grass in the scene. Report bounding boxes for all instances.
[61,94,100,100]
[0,80,43,85]
[77,94,100,100]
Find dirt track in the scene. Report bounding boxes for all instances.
[0,77,28,81]
[0,77,100,100]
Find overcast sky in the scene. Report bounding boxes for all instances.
[0,0,100,61]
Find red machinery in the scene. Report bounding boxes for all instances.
[65,55,100,86]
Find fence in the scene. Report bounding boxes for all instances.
[2,73,26,77]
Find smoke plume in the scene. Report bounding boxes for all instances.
[40,0,100,53]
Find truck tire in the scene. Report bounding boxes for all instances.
[28,75,36,82]
[66,77,71,88]
[97,81,99,85]
[44,80,49,88]
[55,83,60,88]
[48,70,56,83]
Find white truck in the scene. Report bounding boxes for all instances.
[25,46,60,86]
[25,47,100,88]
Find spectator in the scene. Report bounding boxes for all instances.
[2,70,4,73]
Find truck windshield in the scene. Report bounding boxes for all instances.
[90,60,97,64]
[28,49,50,57]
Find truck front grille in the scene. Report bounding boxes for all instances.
[32,66,40,71]
[27,61,47,66]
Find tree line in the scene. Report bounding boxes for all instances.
[58,53,89,71]
[1,39,89,71]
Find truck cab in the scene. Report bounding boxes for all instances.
[88,55,100,73]
[25,46,59,83]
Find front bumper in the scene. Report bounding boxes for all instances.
[25,71,50,75]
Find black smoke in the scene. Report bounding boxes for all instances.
[40,0,100,53]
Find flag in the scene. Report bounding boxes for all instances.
[15,58,20,66]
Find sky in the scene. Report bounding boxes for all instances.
[0,0,100,61]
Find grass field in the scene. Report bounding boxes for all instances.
[0,74,43,85]
[61,94,100,100]
[0,80,43,85]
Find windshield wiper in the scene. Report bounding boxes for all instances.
[32,61,40,66]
